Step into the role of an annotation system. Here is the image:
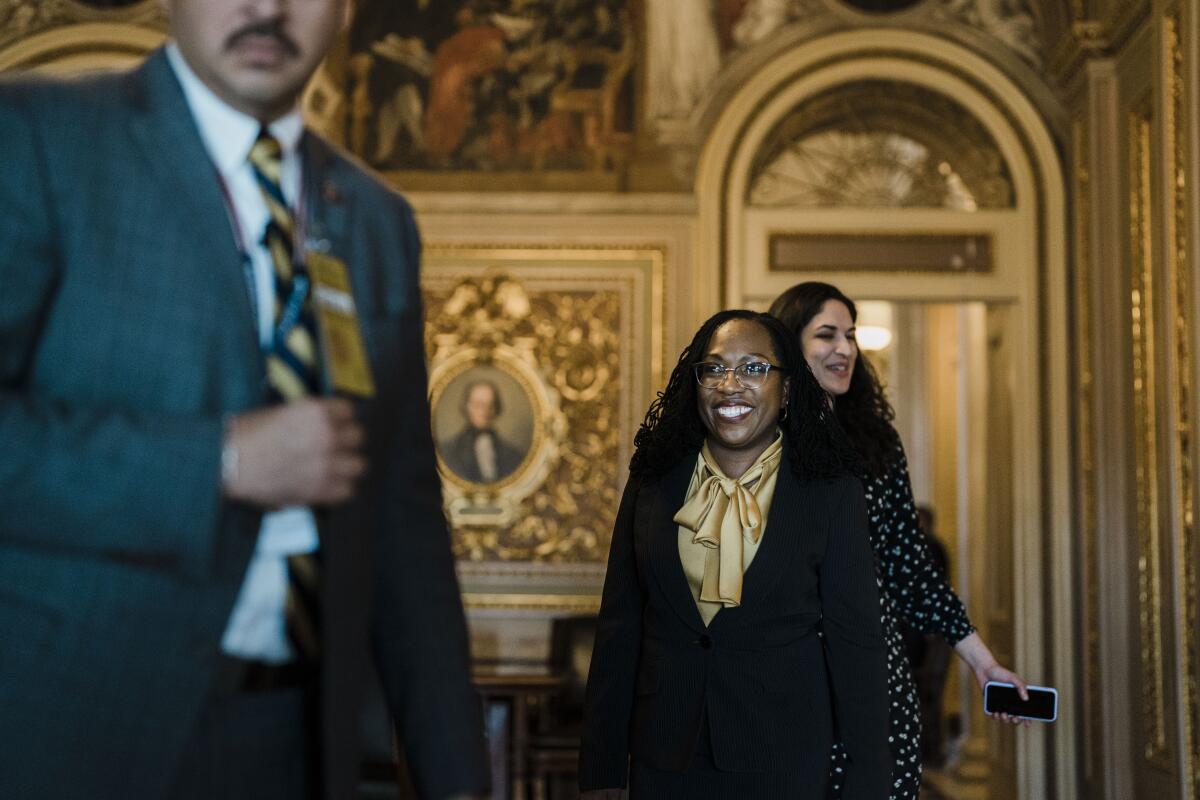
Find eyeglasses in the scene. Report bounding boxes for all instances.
[692,361,787,389]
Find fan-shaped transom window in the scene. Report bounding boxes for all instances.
[747,80,1014,210]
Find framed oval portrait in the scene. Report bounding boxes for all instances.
[432,363,535,487]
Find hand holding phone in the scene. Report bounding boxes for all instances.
[984,681,1058,723]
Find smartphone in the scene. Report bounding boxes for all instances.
[984,681,1058,722]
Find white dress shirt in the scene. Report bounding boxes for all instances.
[167,44,320,664]
[473,433,498,483]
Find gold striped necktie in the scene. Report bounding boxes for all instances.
[247,128,321,662]
[248,130,320,401]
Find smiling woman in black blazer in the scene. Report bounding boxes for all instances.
[578,310,891,799]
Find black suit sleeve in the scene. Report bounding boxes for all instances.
[820,476,891,799]
[578,477,643,791]
[371,203,489,799]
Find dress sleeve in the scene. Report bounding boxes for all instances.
[878,442,976,644]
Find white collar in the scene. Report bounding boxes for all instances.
[165,43,304,180]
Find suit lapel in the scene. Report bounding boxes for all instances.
[643,455,707,633]
[298,134,374,405]
[299,133,352,261]
[732,463,809,612]
[126,48,263,398]
[299,136,364,556]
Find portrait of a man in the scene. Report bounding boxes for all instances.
[436,373,532,484]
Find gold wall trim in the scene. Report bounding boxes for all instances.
[1073,116,1103,788]
[426,244,666,391]
[422,244,668,613]
[463,593,601,613]
[1102,1,1155,56]
[422,250,657,566]
[1165,9,1199,793]
[1050,21,1107,85]
[60,1,160,21]
[766,231,993,274]
[1130,101,1169,768]
[1050,2,1153,82]
[0,1,162,52]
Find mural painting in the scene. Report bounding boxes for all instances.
[346,0,634,173]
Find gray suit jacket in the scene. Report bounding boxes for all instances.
[0,49,488,800]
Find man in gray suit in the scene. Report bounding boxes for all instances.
[0,1,488,798]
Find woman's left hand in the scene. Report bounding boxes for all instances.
[954,632,1033,728]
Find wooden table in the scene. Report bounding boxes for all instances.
[473,666,565,800]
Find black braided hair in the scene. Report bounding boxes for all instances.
[768,281,901,478]
[629,309,859,482]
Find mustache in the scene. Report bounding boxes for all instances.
[225,19,300,56]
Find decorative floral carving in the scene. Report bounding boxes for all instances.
[0,0,66,45]
[424,272,624,564]
[0,0,165,52]
[722,0,1044,67]
[931,0,1042,68]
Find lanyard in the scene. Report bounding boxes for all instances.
[215,166,311,354]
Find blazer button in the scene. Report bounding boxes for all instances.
[698,635,713,649]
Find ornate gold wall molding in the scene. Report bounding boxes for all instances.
[1164,9,1199,794]
[0,0,162,51]
[421,245,666,611]
[462,593,601,614]
[1102,1,1153,54]
[0,1,163,76]
[1072,115,1104,789]
[1049,21,1107,84]
[1129,99,1170,769]
[1049,2,1152,83]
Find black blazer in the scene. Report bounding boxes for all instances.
[579,453,891,799]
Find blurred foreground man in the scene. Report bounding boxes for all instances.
[0,1,489,798]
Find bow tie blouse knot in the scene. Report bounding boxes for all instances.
[673,437,782,608]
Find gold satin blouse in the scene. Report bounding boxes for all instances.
[673,433,783,626]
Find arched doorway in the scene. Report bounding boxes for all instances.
[695,29,1072,798]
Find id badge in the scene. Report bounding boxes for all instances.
[306,251,376,398]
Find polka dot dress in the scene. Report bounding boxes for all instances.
[827,440,975,800]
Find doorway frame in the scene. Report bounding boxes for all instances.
[693,28,1073,799]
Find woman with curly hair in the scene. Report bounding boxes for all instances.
[769,282,1030,800]
[579,309,890,799]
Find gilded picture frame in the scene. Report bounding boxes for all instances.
[421,245,666,611]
